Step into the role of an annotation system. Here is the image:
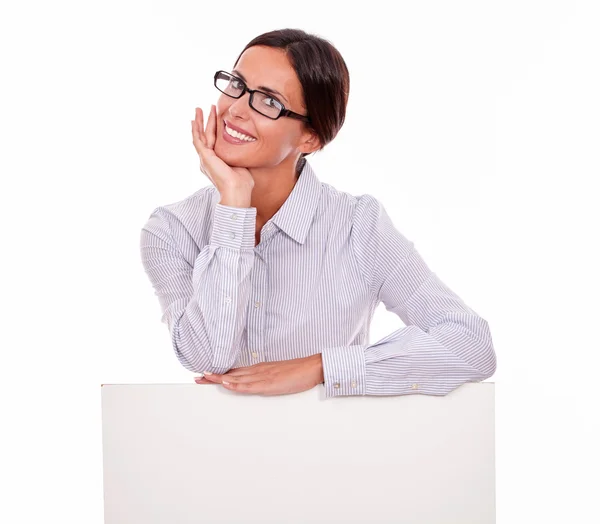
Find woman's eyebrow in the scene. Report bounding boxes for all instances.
[232,69,289,103]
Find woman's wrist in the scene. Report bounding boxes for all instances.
[310,353,324,385]
[218,191,252,208]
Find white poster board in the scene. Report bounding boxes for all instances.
[101,382,495,523]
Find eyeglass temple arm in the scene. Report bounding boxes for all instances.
[282,110,310,123]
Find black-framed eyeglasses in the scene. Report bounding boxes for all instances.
[214,70,310,123]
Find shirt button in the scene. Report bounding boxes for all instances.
[229,232,236,239]
[333,383,340,389]
[254,301,260,308]
[224,296,232,303]
[351,381,357,388]
[411,383,419,389]
[252,352,258,359]
[230,213,238,220]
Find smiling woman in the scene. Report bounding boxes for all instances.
[211,30,350,178]
[139,28,496,399]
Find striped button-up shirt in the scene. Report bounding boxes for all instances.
[140,160,496,398]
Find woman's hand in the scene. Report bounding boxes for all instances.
[191,105,255,195]
[193,354,325,396]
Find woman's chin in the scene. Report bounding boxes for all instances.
[216,138,252,155]
[214,140,250,164]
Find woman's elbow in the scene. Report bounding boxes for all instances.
[477,336,497,379]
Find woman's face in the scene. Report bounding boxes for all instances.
[213,45,317,169]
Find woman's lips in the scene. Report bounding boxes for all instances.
[222,121,257,145]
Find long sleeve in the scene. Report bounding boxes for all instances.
[140,203,257,374]
[320,194,497,398]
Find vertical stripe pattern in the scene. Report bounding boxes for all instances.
[140,160,496,398]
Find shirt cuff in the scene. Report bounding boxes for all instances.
[320,344,366,397]
[210,203,257,250]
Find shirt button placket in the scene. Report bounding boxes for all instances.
[249,255,266,365]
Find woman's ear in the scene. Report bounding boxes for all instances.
[300,130,321,155]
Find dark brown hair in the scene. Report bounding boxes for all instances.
[233,28,350,175]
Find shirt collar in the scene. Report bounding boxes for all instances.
[269,160,322,245]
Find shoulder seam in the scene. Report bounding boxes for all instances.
[349,193,379,301]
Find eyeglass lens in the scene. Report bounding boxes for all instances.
[215,71,284,119]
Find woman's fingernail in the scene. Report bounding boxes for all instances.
[222,380,230,385]
[203,371,212,375]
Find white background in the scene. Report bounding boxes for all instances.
[1,0,598,522]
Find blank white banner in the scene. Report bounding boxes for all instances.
[101,382,495,523]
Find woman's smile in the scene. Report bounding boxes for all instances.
[222,121,257,145]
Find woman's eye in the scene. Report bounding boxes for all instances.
[232,79,244,90]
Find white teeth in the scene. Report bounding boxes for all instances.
[225,123,256,142]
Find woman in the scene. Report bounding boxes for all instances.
[140,28,497,399]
